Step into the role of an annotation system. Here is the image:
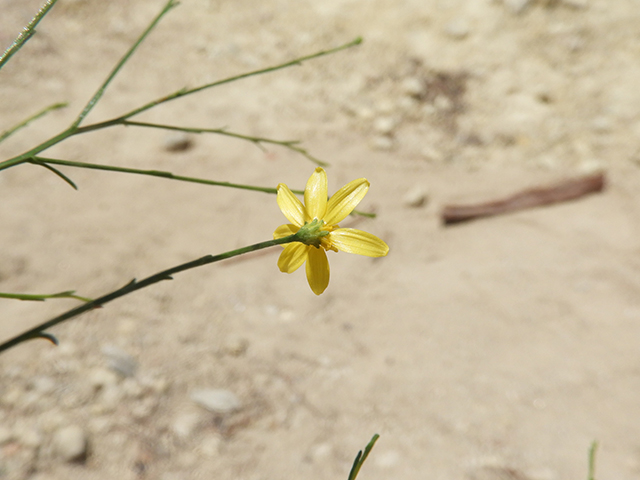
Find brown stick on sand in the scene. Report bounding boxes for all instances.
[442,172,606,225]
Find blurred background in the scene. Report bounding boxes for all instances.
[1,0,640,479]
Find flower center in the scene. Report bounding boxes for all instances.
[296,218,331,248]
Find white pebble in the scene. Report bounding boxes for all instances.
[401,77,425,98]
[163,132,193,152]
[88,368,119,390]
[52,425,88,463]
[444,18,470,39]
[190,389,242,414]
[172,411,202,439]
[373,117,397,135]
[371,136,395,151]
[102,345,138,378]
[403,187,429,208]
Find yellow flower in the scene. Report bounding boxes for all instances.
[274,167,389,295]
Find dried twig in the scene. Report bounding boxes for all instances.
[442,172,606,225]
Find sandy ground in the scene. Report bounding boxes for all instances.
[1,0,640,479]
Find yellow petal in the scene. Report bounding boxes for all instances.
[277,184,306,227]
[304,167,328,221]
[329,228,389,257]
[324,178,369,225]
[273,223,299,240]
[277,243,309,273]
[305,246,330,295]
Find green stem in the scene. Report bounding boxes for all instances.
[348,434,380,480]
[0,234,299,354]
[31,157,374,218]
[70,0,179,128]
[121,120,327,166]
[0,291,91,302]
[0,102,67,143]
[32,156,284,193]
[0,38,361,171]
[120,37,362,120]
[0,0,60,70]
[588,441,597,480]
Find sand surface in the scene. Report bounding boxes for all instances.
[1,0,640,479]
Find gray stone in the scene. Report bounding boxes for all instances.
[102,345,138,378]
[163,132,194,152]
[52,425,88,463]
[190,389,242,414]
[403,187,429,208]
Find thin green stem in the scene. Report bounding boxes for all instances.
[0,291,91,302]
[121,120,327,166]
[348,434,380,480]
[0,102,67,143]
[31,157,375,218]
[70,0,179,128]
[588,441,597,480]
[0,0,59,70]
[33,156,286,193]
[0,30,360,171]
[120,37,362,120]
[0,234,299,354]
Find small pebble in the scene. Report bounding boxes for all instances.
[190,389,242,414]
[163,132,194,152]
[102,345,138,378]
[88,368,119,391]
[403,187,429,208]
[171,411,202,439]
[373,117,397,135]
[401,77,425,98]
[371,136,394,151]
[444,18,470,39]
[52,425,89,463]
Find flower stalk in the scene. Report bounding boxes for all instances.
[0,234,300,354]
